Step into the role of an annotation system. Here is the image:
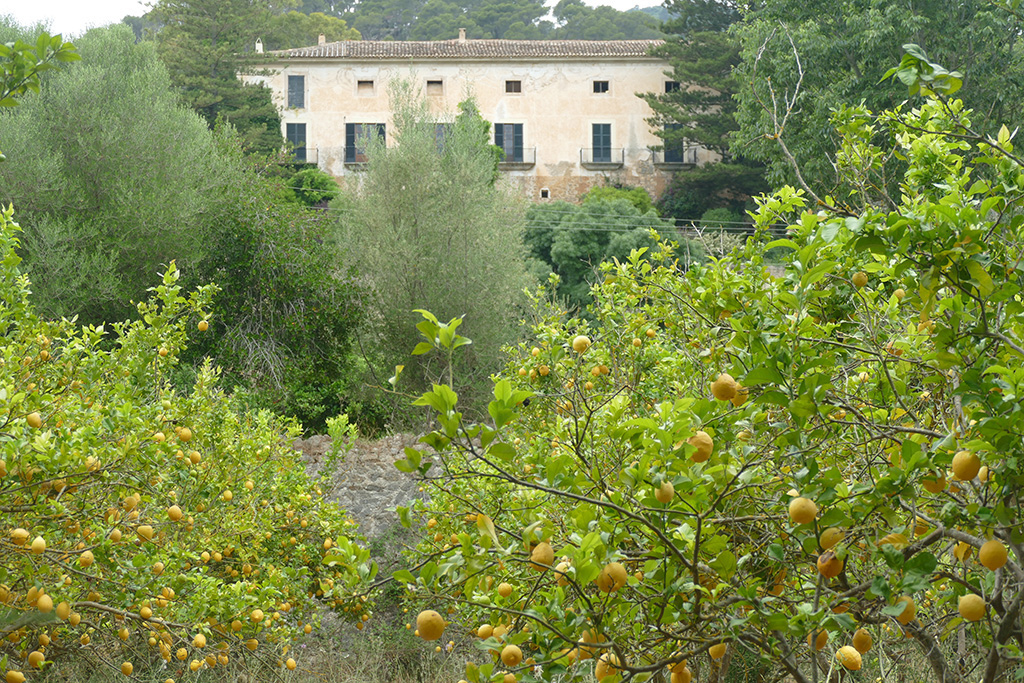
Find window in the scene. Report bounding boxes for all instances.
[592,124,611,163]
[426,79,443,96]
[345,123,385,163]
[540,188,550,199]
[593,80,609,94]
[505,80,521,93]
[434,123,452,152]
[286,123,306,162]
[495,123,523,163]
[665,80,681,93]
[357,80,375,96]
[288,75,305,108]
[663,123,686,163]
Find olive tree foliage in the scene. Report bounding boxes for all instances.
[0,23,237,324]
[332,80,529,403]
[0,23,364,431]
[393,74,1024,683]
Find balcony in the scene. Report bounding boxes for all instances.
[498,147,536,170]
[652,147,698,168]
[343,148,371,166]
[580,148,624,170]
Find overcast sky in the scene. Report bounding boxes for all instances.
[2,0,657,38]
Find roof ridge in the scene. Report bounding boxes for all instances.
[271,38,665,60]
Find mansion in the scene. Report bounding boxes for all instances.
[244,31,707,201]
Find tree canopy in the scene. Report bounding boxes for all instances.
[731,0,1024,194]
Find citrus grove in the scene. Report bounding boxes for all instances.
[396,92,1024,682]
[0,206,374,680]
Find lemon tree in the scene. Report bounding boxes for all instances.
[0,207,373,680]
[396,92,1024,683]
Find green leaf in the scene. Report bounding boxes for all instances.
[744,365,784,387]
[411,342,434,356]
[391,569,415,585]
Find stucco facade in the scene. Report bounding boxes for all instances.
[244,35,705,201]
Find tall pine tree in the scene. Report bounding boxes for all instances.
[152,0,283,156]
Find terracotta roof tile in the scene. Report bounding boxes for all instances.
[276,39,665,60]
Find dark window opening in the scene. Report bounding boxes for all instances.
[665,80,681,93]
[663,123,686,163]
[357,80,374,95]
[434,123,452,152]
[345,123,385,163]
[286,123,306,162]
[505,80,521,93]
[592,124,611,163]
[593,80,609,94]
[540,188,550,199]
[427,79,443,95]
[288,75,305,108]
[495,123,524,163]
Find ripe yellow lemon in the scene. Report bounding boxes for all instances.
[246,639,258,651]
[530,542,554,571]
[807,630,828,650]
[30,536,46,554]
[416,610,446,641]
[286,658,297,670]
[710,373,737,401]
[819,527,844,550]
[951,450,981,481]
[816,552,843,579]
[595,653,620,681]
[168,505,183,521]
[501,644,523,667]
[979,539,1008,571]
[79,550,95,567]
[198,320,209,332]
[852,628,872,654]
[836,645,862,670]
[193,633,206,648]
[477,624,494,639]
[958,594,986,622]
[670,668,692,683]
[655,480,675,504]
[730,387,749,407]
[922,473,946,493]
[250,609,264,622]
[121,662,133,676]
[497,583,513,598]
[10,528,29,545]
[555,561,571,587]
[56,602,71,620]
[28,651,44,668]
[595,562,628,593]
[572,336,591,353]
[895,596,916,625]
[852,272,868,288]
[36,594,53,614]
[708,643,727,659]
[687,431,713,462]
[6,671,27,683]
[788,497,818,525]
[137,525,154,541]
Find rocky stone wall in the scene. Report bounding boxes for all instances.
[293,433,427,537]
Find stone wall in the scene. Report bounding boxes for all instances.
[292,433,427,537]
